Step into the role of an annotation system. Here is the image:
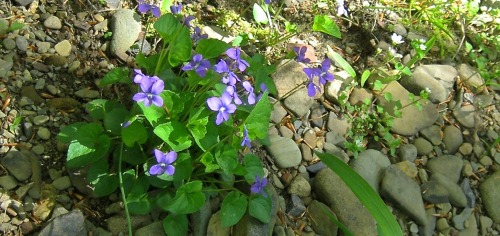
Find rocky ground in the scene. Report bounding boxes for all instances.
[0,0,500,235]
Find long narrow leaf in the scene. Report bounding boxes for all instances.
[315,151,403,236]
[319,204,354,236]
[327,45,356,78]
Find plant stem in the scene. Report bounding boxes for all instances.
[118,142,133,236]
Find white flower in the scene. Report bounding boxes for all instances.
[336,0,348,16]
[391,33,404,45]
[388,47,402,58]
[419,44,427,50]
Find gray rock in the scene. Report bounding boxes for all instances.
[453,105,477,128]
[38,210,86,236]
[348,87,373,105]
[314,168,377,235]
[443,125,463,154]
[308,200,338,236]
[110,9,141,55]
[1,151,32,181]
[400,65,457,103]
[33,115,50,125]
[0,176,18,190]
[37,127,51,140]
[54,40,72,57]
[287,175,311,197]
[206,210,230,236]
[52,176,71,190]
[480,170,500,223]
[419,125,442,146]
[419,207,437,236]
[265,136,301,168]
[287,194,306,217]
[457,64,486,94]
[15,0,34,6]
[432,173,467,208]
[351,149,390,193]
[378,81,439,136]
[393,24,407,36]
[381,165,427,226]
[414,137,433,156]
[15,36,28,52]
[43,16,62,30]
[3,38,16,50]
[426,155,463,183]
[398,144,418,162]
[283,88,314,118]
[326,112,349,137]
[135,221,165,236]
[270,102,287,124]
[106,214,151,235]
[453,208,473,230]
[459,172,476,200]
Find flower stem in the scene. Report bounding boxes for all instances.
[118,142,133,236]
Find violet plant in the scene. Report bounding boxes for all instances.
[57,3,277,235]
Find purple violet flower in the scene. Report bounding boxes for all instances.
[149,149,177,175]
[317,59,335,84]
[242,81,256,105]
[294,46,311,63]
[225,85,243,105]
[182,54,211,78]
[214,60,239,86]
[206,92,237,125]
[251,176,267,197]
[191,26,208,45]
[183,15,195,28]
[226,47,250,72]
[170,3,182,14]
[241,125,251,148]
[133,76,164,107]
[138,0,161,17]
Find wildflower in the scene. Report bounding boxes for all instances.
[303,67,321,97]
[183,15,195,28]
[226,47,250,72]
[242,81,256,105]
[251,176,267,197]
[149,149,177,176]
[302,59,334,97]
[294,46,311,63]
[133,76,164,107]
[241,125,251,148]
[391,33,404,45]
[182,54,211,78]
[206,92,237,125]
[191,26,208,44]
[317,59,335,85]
[388,47,402,58]
[419,44,427,50]
[225,85,243,105]
[214,60,239,86]
[137,0,161,17]
[170,3,182,14]
[336,0,348,17]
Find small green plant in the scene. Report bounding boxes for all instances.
[58,4,276,235]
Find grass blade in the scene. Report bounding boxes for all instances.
[315,151,403,236]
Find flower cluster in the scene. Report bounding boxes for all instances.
[137,0,161,17]
[293,46,335,97]
[207,47,258,126]
[133,69,164,107]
